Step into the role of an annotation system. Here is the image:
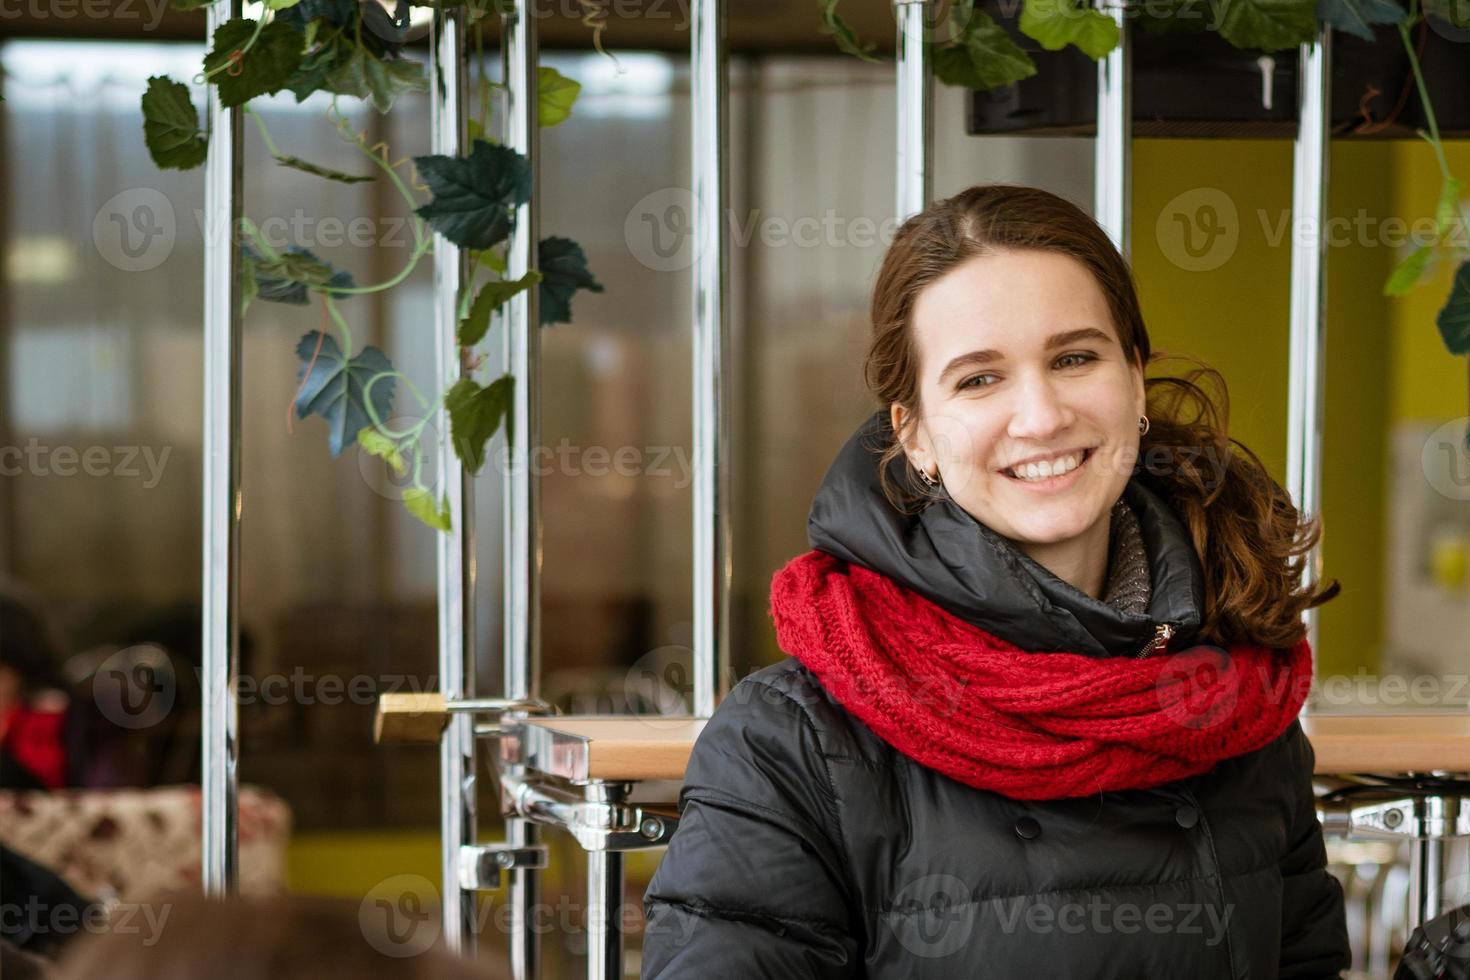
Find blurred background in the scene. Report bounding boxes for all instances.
[1,1,1468,976]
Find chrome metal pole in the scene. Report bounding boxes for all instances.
[691,0,730,719]
[431,6,478,954]
[893,0,934,221]
[1408,795,1447,927]
[201,0,243,899]
[502,1,543,976]
[1286,28,1330,655]
[1094,2,1132,257]
[585,850,624,979]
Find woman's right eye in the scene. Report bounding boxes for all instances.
[957,374,997,390]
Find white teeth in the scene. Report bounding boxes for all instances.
[1010,452,1083,482]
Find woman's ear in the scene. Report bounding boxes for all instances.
[890,402,929,470]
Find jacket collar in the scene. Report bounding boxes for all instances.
[806,408,1205,658]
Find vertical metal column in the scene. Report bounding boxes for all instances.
[430,6,478,954]
[893,0,934,221]
[1285,28,1330,656]
[1094,4,1132,256]
[585,782,626,980]
[201,0,243,899]
[691,0,730,720]
[502,1,543,976]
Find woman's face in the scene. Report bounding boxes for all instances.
[892,247,1145,553]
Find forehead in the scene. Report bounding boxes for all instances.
[910,249,1114,363]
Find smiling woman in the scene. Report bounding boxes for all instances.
[642,183,1354,980]
[868,183,1340,651]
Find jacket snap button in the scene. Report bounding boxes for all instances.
[1014,816,1041,840]
[1175,805,1200,829]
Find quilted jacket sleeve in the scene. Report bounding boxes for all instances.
[641,676,860,979]
[1278,720,1353,979]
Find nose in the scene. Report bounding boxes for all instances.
[1006,369,1074,442]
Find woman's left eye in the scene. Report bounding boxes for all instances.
[1057,351,1098,368]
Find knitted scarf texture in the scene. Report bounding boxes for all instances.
[769,548,1314,800]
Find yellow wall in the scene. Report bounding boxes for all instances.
[1134,136,1466,678]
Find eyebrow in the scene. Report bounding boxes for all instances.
[936,327,1115,385]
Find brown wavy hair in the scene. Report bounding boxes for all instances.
[865,183,1339,650]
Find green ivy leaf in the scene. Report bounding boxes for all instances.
[326,48,427,112]
[459,271,542,347]
[818,0,882,62]
[1435,176,1464,239]
[141,75,209,171]
[203,18,306,108]
[244,244,355,304]
[1316,0,1405,40]
[932,12,1038,90]
[1384,245,1431,297]
[274,152,373,183]
[293,331,396,456]
[285,29,354,100]
[477,248,508,275]
[1436,262,1470,356]
[268,0,303,8]
[538,65,580,127]
[240,252,259,315]
[403,487,451,531]
[1215,0,1316,52]
[413,139,533,250]
[446,375,513,474]
[356,425,407,475]
[1019,0,1120,58]
[538,236,604,326]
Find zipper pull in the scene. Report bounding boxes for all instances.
[1135,622,1174,659]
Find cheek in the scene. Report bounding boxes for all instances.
[924,410,998,472]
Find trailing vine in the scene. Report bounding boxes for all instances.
[824,0,1470,441]
[140,0,604,531]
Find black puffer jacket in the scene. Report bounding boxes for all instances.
[641,410,1352,979]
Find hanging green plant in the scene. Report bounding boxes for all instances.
[824,0,1470,444]
[140,0,604,530]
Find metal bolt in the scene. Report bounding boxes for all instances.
[639,817,662,840]
[1384,808,1404,829]
[497,851,514,867]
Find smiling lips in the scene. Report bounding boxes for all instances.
[1001,447,1094,484]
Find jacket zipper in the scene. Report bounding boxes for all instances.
[1134,622,1174,659]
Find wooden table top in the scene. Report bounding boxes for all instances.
[381,696,1470,783]
[1301,712,1470,775]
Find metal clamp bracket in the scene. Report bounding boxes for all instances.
[500,773,679,852]
[458,843,550,891]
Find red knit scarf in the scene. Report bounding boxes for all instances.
[769,549,1315,800]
